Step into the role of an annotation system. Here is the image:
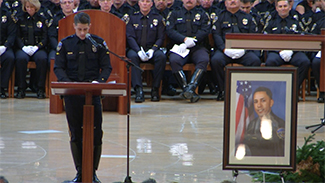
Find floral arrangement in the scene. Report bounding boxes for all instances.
[250,134,325,182]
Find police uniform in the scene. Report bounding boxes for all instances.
[210,9,261,100]
[166,6,210,103]
[242,111,285,156]
[126,10,166,102]
[111,3,135,17]
[15,11,48,98]
[41,0,62,17]
[166,6,210,72]
[54,34,112,181]
[311,17,325,102]
[198,5,221,95]
[2,0,22,15]
[0,9,16,98]
[47,10,65,65]
[301,10,325,34]
[151,6,170,19]
[254,0,275,19]
[109,7,124,19]
[263,14,310,87]
[78,2,100,10]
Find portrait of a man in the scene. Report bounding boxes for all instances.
[241,86,285,156]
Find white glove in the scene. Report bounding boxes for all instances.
[138,47,149,61]
[22,46,30,55]
[224,49,245,59]
[29,46,39,56]
[184,37,197,48]
[178,43,187,53]
[279,50,293,62]
[146,49,154,59]
[0,46,7,56]
[316,51,321,58]
[92,80,99,83]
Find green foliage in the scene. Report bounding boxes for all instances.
[250,134,325,182]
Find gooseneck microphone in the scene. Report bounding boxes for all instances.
[86,33,104,48]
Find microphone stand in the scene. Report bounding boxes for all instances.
[103,45,143,183]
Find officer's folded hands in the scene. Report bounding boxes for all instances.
[279,50,293,62]
[224,48,245,59]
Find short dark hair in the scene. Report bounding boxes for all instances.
[253,86,273,99]
[74,12,91,25]
[0,176,9,183]
[240,0,253,4]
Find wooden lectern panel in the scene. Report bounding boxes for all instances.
[50,10,128,114]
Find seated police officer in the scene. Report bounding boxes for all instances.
[263,0,310,93]
[126,0,166,102]
[48,0,74,66]
[15,0,48,99]
[166,0,211,103]
[210,0,261,101]
[0,0,17,99]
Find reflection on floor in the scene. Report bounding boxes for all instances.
[0,94,324,183]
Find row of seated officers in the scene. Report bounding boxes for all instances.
[0,0,324,103]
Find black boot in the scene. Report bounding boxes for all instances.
[173,70,188,99]
[135,86,145,103]
[15,88,26,99]
[151,87,160,102]
[318,92,325,103]
[184,69,204,102]
[37,88,45,99]
[70,142,82,182]
[93,145,102,183]
[0,88,7,99]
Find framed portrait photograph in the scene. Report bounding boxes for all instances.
[223,67,298,170]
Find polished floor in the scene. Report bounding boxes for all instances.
[0,91,324,183]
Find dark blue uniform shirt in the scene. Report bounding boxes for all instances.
[126,10,165,52]
[16,11,48,49]
[212,9,256,51]
[54,34,112,82]
[166,6,211,46]
[1,9,16,48]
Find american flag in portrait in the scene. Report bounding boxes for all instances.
[235,81,255,145]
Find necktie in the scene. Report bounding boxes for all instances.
[231,14,240,33]
[28,18,35,45]
[140,16,148,49]
[186,12,192,36]
[78,40,86,81]
[281,19,287,33]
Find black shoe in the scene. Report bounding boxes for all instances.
[135,86,144,103]
[0,88,7,99]
[71,172,82,182]
[183,85,194,99]
[318,92,325,103]
[15,89,26,99]
[93,173,101,183]
[151,87,160,102]
[166,84,177,96]
[0,92,7,99]
[317,97,324,103]
[37,89,45,99]
[190,93,200,103]
[217,91,224,101]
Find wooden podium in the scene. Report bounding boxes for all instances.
[51,82,126,183]
[225,30,325,90]
[50,10,128,115]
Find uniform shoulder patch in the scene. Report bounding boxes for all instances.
[57,41,62,52]
[276,128,285,140]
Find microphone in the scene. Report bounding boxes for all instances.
[86,33,103,48]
